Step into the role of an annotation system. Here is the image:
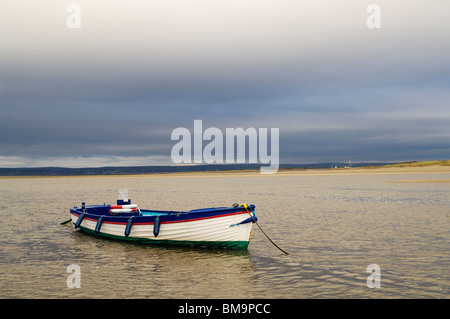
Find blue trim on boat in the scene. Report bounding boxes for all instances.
[74,212,85,228]
[95,215,104,234]
[153,215,161,237]
[230,215,258,227]
[124,217,133,237]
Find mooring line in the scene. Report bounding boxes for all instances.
[242,204,289,255]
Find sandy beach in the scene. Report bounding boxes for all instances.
[275,165,450,178]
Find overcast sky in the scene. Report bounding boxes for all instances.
[1,0,449,167]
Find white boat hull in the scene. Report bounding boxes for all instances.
[70,210,254,249]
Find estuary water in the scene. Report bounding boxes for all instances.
[0,171,449,298]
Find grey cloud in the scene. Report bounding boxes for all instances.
[1,1,449,166]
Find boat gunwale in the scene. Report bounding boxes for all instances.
[70,204,255,225]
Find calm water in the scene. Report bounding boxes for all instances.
[0,172,449,298]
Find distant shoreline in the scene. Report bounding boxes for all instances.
[1,161,449,179]
[0,162,388,177]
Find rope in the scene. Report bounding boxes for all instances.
[240,204,289,255]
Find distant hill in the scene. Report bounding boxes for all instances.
[382,160,450,168]
[0,162,394,176]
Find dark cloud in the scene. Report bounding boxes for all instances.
[1,1,449,167]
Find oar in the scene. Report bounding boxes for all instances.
[60,219,72,225]
[242,204,289,255]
